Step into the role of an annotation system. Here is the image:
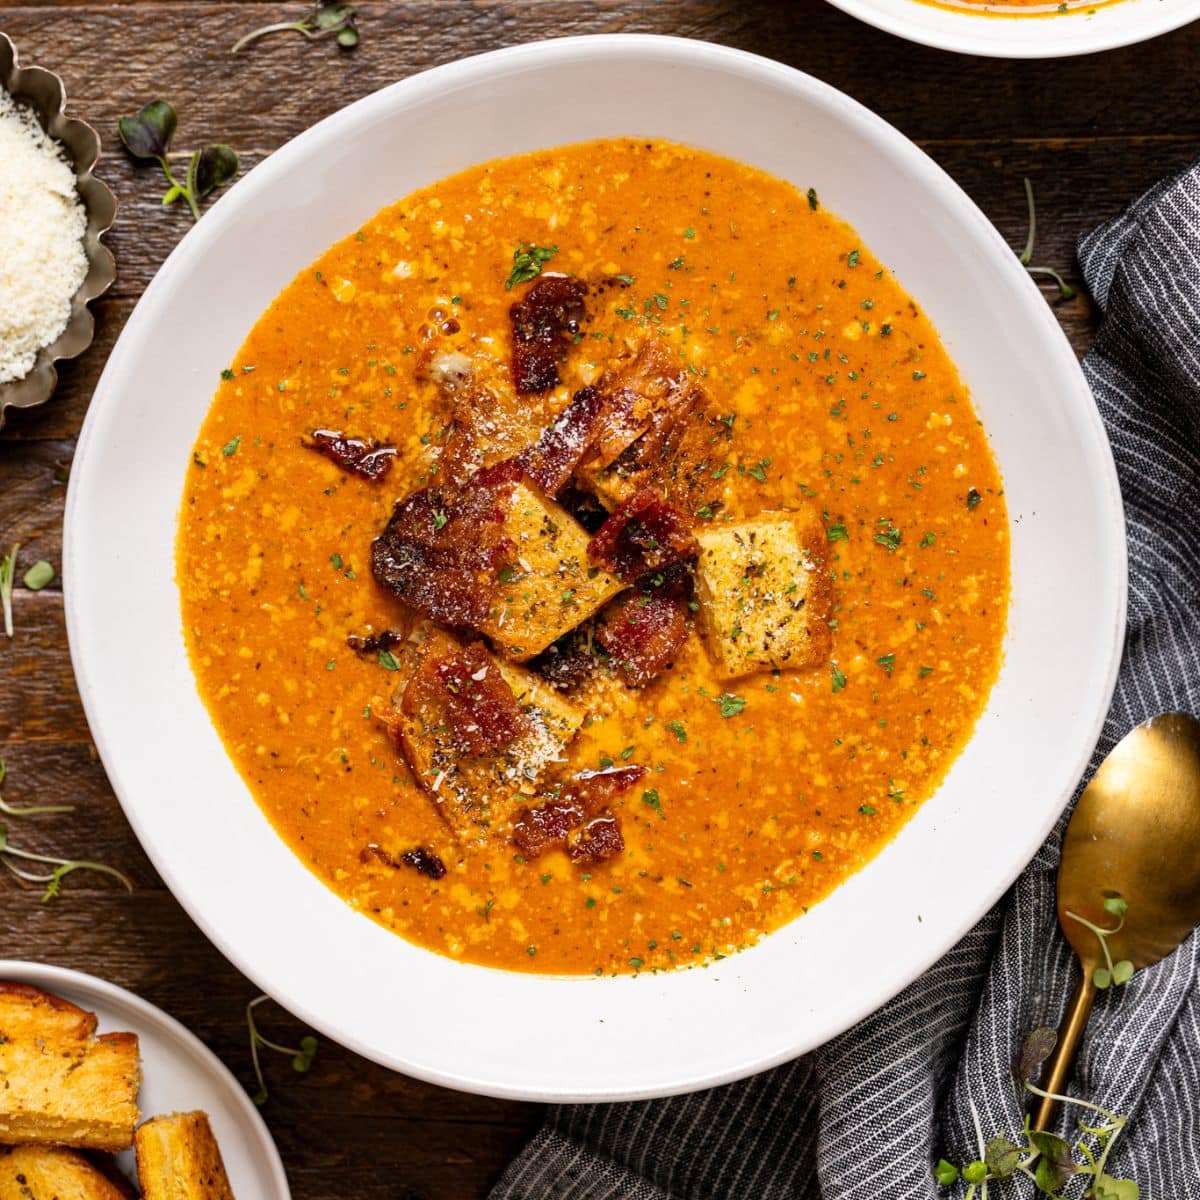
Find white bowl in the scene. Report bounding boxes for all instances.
[823,0,1199,57]
[65,36,1125,1102]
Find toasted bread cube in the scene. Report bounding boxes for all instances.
[694,512,832,679]
[0,985,140,1153]
[0,1144,132,1200]
[476,480,624,660]
[135,1111,235,1200]
[386,634,585,842]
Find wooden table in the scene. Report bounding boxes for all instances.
[1,3,1195,1196]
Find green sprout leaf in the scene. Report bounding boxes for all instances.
[23,560,55,591]
[118,99,177,160]
[1103,895,1129,919]
[1094,1175,1139,1200]
[1014,1026,1058,1085]
[232,1,359,53]
[962,1161,988,1185]
[985,1135,1021,1179]
[191,145,240,200]
[932,1159,958,1186]
[1030,1130,1075,1193]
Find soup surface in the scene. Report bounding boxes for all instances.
[923,0,1117,14]
[178,139,1009,976]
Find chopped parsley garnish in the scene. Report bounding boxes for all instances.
[642,789,665,819]
[716,693,745,718]
[378,650,400,671]
[505,242,558,291]
[831,663,847,693]
[807,187,819,211]
[966,487,982,510]
[827,524,848,542]
[873,523,902,552]
[666,720,687,743]
[222,435,241,457]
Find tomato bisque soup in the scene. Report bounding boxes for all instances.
[178,139,1009,976]
[923,0,1117,15]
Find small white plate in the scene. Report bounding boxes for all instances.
[0,961,290,1199]
[822,0,1200,58]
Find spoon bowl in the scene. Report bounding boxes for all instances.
[1034,712,1200,1130]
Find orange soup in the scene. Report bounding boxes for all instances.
[923,0,1116,14]
[177,139,1009,976]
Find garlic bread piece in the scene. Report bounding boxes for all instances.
[0,1144,132,1200]
[0,984,140,1153]
[135,1111,235,1200]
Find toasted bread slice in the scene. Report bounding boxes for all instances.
[0,1143,131,1200]
[134,1112,235,1200]
[694,511,833,679]
[0,983,140,1152]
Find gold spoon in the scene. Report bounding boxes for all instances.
[1032,711,1200,1131]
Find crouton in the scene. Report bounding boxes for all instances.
[476,480,624,660]
[384,633,585,841]
[135,1112,235,1200]
[0,1144,132,1200]
[0,985,140,1153]
[694,511,832,679]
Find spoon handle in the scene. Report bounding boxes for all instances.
[1031,971,1098,1131]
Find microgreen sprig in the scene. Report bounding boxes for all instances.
[0,824,133,901]
[1066,895,1135,989]
[933,901,1141,1200]
[118,101,239,223]
[246,994,319,1106]
[232,2,359,55]
[0,759,74,817]
[1018,178,1076,304]
[0,543,18,638]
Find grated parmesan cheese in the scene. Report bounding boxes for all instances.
[0,90,88,384]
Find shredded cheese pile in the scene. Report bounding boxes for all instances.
[0,90,88,385]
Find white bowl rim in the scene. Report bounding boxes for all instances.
[821,0,1200,58]
[63,34,1127,1102]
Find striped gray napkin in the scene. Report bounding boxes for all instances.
[491,161,1200,1199]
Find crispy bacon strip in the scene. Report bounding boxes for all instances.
[510,275,588,394]
[361,844,448,880]
[595,589,690,688]
[588,339,702,469]
[308,429,398,481]
[518,385,604,495]
[371,460,521,627]
[588,488,699,583]
[403,640,530,757]
[345,629,405,657]
[512,766,645,863]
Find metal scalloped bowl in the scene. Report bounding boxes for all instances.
[822,0,1200,57]
[64,37,1125,1101]
[0,32,116,430]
